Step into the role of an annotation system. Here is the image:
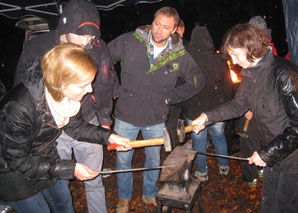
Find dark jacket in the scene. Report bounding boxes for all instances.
[0,61,111,202]
[108,26,205,126]
[14,0,115,125]
[206,51,298,174]
[181,26,233,120]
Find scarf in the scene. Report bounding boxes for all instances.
[45,87,81,128]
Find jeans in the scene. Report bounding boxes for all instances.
[186,117,229,174]
[56,116,106,213]
[9,180,73,213]
[114,118,165,200]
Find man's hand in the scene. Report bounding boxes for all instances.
[248,151,267,167]
[74,163,99,181]
[244,111,253,120]
[108,134,132,151]
[192,113,208,134]
[101,125,111,130]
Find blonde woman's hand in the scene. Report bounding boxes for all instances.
[108,134,131,151]
[74,163,99,181]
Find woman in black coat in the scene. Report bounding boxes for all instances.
[0,43,130,212]
[193,24,298,213]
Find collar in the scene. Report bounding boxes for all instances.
[240,50,273,78]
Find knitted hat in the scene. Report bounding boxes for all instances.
[249,16,267,30]
[249,15,271,40]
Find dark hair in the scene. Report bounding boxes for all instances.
[221,23,269,63]
[154,6,180,28]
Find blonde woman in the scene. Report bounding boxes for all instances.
[0,43,130,212]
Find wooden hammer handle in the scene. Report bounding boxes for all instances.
[185,124,198,133]
[108,138,164,151]
[185,121,213,133]
[243,119,250,132]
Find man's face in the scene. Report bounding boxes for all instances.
[151,13,177,47]
[227,47,252,69]
[62,75,94,102]
[65,33,93,48]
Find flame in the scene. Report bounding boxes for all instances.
[230,69,241,83]
[227,60,241,83]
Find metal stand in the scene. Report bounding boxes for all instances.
[156,179,204,213]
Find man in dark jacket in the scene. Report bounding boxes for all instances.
[193,23,298,213]
[108,7,204,213]
[14,0,115,212]
[182,26,233,183]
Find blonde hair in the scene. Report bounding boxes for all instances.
[42,43,97,101]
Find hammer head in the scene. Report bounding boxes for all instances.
[177,119,185,143]
[163,127,172,152]
[236,132,248,139]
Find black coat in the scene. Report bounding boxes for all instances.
[0,63,111,201]
[108,26,205,126]
[181,26,233,120]
[206,52,298,174]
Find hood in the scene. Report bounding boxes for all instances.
[188,26,215,54]
[56,0,101,38]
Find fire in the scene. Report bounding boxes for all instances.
[227,60,241,83]
[230,69,241,83]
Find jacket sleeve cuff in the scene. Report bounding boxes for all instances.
[52,160,76,179]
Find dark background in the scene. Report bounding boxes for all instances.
[0,0,288,91]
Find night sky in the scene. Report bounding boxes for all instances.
[0,0,288,90]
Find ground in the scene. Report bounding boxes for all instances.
[70,138,263,213]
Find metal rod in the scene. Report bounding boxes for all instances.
[195,151,248,161]
[97,165,174,175]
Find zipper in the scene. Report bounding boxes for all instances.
[39,114,61,155]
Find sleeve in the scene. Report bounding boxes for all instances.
[258,65,298,166]
[166,52,205,104]
[14,39,42,87]
[64,108,111,145]
[108,33,127,65]
[91,41,115,126]
[0,98,75,180]
[107,34,128,98]
[206,79,251,122]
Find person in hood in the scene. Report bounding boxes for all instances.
[180,26,233,183]
[165,19,191,149]
[108,6,205,213]
[0,43,130,213]
[13,0,115,212]
[193,23,298,213]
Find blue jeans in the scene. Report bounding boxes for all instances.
[186,118,229,174]
[114,118,164,200]
[9,180,73,213]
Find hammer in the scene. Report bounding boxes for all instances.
[236,119,249,138]
[177,119,213,143]
[107,127,172,152]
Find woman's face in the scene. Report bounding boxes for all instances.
[62,76,94,102]
[227,47,252,69]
